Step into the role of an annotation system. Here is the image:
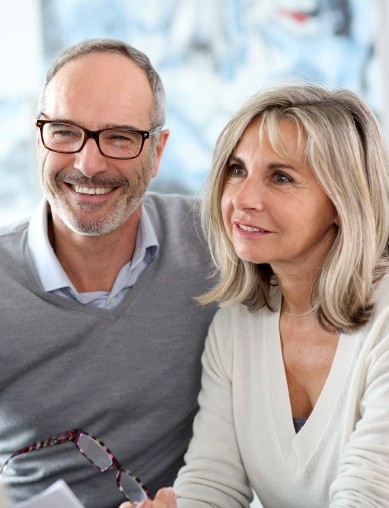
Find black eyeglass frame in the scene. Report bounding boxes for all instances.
[36,119,161,160]
[0,428,148,502]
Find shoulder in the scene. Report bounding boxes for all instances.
[352,275,389,363]
[365,274,389,337]
[209,302,276,346]
[207,304,262,350]
[204,304,267,378]
[143,192,205,249]
[0,219,28,236]
[212,302,270,330]
[0,220,28,247]
[211,304,252,329]
[143,191,199,219]
[0,220,29,276]
[373,274,389,312]
[371,274,389,333]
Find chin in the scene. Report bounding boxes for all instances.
[234,249,264,264]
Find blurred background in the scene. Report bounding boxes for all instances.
[0,0,388,226]
[0,2,387,506]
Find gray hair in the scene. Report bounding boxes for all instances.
[199,83,389,333]
[38,38,166,126]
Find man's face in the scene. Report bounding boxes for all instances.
[37,52,168,237]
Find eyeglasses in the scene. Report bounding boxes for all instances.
[0,428,148,504]
[36,119,161,160]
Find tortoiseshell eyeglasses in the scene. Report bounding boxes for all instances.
[0,428,148,504]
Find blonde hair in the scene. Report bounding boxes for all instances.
[200,84,389,332]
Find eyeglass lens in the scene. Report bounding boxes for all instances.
[77,434,147,502]
[42,122,144,158]
[119,473,148,503]
[77,434,112,470]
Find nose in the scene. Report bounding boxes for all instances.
[73,138,109,178]
[232,176,266,212]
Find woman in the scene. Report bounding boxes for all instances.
[121,84,389,507]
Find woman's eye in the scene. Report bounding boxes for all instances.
[273,172,292,184]
[227,164,246,177]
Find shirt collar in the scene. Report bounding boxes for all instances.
[27,198,159,293]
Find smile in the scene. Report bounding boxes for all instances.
[237,223,267,232]
[72,185,113,195]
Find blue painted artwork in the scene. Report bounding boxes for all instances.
[0,0,380,224]
[39,0,378,196]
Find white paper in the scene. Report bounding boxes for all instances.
[14,480,84,508]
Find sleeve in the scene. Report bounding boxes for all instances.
[329,328,389,506]
[174,310,254,508]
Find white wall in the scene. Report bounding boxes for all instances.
[0,0,43,97]
[0,0,43,225]
[376,0,389,142]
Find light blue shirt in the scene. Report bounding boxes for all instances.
[27,198,159,309]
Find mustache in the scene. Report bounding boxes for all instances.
[56,171,128,187]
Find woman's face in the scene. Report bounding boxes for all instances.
[221,119,339,277]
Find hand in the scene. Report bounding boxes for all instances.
[119,487,177,508]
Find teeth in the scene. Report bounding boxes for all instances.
[73,185,113,195]
[239,224,262,232]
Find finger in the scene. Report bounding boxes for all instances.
[119,500,152,508]
[153,487,177,508]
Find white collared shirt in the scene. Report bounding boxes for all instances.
[27,199,159,309]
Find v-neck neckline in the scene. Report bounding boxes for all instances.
[265,294,359,472]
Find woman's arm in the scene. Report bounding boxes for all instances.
[329,328,389,506]
[173,310,253,508]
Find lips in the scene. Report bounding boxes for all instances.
[238,224,264,232]
[71,185,113,195]
[56,172,126,196]
[234,220,269,233]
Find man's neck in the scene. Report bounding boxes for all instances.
[48,213,140,293]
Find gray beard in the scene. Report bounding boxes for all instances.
[47,161,152,236]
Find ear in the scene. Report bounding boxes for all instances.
[151,128,170,178]
[35,120,41,147]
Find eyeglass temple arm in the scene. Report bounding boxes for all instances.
[0,428,81,475]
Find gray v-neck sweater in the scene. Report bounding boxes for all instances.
[0,192,218,508]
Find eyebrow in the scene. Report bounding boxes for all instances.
[228,155,242,163]
[268,162,297,171]
[228,155,297,172]
[38,113,139,131]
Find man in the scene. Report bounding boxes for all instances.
[0,39,217,508]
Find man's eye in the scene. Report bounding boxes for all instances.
[54,130,73,136]
[105,132,139,144]
[50,126,79,137]
[111,135,129,140]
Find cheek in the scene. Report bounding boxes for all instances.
[221,190,233,237]
[38,149,50,181]
[39,151,56,181]
[313,196,337,226]
[39,151,71,186]
[37,143,48,165]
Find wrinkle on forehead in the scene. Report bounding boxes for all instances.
[43,52,154,129]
